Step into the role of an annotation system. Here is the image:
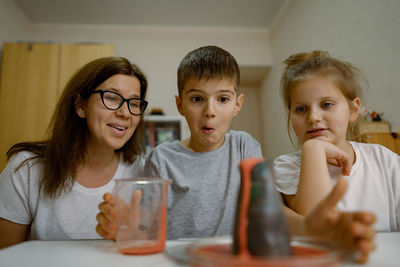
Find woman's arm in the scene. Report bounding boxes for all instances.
[0,218,30,249]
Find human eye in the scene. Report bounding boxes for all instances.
[294,106,306,113]
[190,96,203,103]
[104,92,120,103]
[321,102,334,109]
[218,96,230,103]
[129,100,139,109]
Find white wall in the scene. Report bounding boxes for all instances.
[0,0,273,117]
[230,84,264,144]
[0,0,29,51]
[261,0,400,159]
[22,24,272,116]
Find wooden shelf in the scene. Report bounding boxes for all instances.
[359,120,390,134]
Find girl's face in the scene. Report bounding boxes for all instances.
[289,75,360,149]
[76,74,142,152]
[176,77,243,152]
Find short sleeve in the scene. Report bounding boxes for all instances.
[0,152,38,225]
[272,152,302,195]
[386,147,400,229]
[244,134,263,159]
[144,151,162,178]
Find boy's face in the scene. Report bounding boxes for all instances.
[176,77,243,152]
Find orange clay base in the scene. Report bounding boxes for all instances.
[188,239,339,267]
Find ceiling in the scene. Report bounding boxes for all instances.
[13,0,285,28]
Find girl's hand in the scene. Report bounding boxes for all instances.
[302,139,352,176]
[304,177,376,263]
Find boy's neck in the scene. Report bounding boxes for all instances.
[180,137,225,153]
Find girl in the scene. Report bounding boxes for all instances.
[273,50,400,232]
[0,57,148,249]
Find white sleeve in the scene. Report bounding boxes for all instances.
[387,148,400,229]
[272,152,302,195]
[0,152,37,225]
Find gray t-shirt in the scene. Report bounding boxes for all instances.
[144,130,262,240]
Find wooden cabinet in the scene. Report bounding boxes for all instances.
[359,120,399,155]
[0,42,114,169]
[359,120,390,134]
[361,132,400,155]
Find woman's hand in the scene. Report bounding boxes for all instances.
[96,193,117,240]
[96,190,142,240]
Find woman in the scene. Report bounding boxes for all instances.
[0,56,148,249]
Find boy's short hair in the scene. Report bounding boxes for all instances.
[177,46,240,96]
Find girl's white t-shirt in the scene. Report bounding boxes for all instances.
[273,142,400,232]
[0,151,145,240]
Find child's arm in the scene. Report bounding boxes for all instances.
[286,177,376,263]
[0,218,30,249]
[285,139,352,215]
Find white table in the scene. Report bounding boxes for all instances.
[0,233,399,267]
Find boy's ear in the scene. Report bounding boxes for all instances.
[233,93,244,116]
[349,97,361,123]
[75,95,87,118]
[175,95,184,116]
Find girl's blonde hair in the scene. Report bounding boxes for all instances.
[280,50,366,145]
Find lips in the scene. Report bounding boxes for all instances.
[201,125,215,133]
[107,123,128,131]
[306,128,327,136]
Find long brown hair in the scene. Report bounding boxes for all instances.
[7,57,148,198]
[280,50,366,145]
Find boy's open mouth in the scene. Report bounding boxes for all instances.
[202,126,215,133]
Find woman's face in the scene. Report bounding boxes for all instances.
[76,74,142,152]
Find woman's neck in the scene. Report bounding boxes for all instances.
[75,143,120,188]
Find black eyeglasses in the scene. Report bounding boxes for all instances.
[90,90,148,115]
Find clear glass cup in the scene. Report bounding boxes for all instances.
[115,177,171,255]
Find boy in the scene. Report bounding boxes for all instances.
[145,46,260,240]
[96,46,375,262]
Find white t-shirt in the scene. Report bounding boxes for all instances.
[0,151,145,240]
[273,142,400,232]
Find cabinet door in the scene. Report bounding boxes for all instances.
[0,42,60,169]
[0,43,115,170]
[58,44,115,93]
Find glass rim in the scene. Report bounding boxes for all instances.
[115,177,172,185]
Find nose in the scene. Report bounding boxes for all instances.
[307,106,322,123]
[116,101,131,117]
[203,100,216,118]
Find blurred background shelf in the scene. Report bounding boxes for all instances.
[144,115,190,154]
